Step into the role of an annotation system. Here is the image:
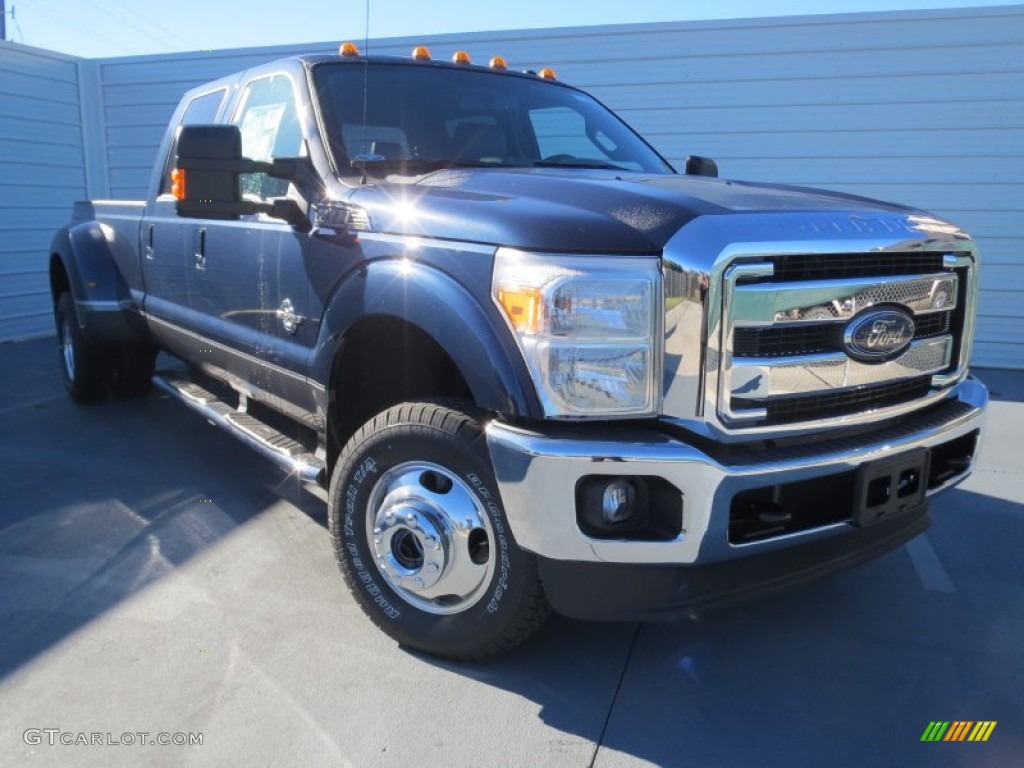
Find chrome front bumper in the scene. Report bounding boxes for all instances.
[486,376,987,566]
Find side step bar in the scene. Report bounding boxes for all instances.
[153,371,326,485]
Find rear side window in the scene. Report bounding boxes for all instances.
[160,89,227,195]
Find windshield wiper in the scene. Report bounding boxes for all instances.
[351,158,516,175]
[533,159,627,171]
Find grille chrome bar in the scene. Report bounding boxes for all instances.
[733,377,934,426]
[725,336,953,418]
[732,273,958,325]
[734,311,950,357]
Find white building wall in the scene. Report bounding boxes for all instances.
[0,43,88,340]
[2,6,1023,367]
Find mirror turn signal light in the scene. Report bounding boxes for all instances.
[339,42,360,57]
[411,46,431,61]
[171,168,186,200]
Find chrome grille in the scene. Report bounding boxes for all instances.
[660,212,979,439]
[720,254,971,430]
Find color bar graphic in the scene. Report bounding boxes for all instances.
[968,722,998,742]
[921,721,996,742]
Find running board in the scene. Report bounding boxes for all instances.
[153,371,326,484]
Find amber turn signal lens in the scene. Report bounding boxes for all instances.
[411,46,431,61]
[171,168,186,200]
[497,289,542,333]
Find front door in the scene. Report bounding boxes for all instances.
[185,73,313,411]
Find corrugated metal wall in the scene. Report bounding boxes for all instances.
[0,44,88,340]
[2,6,1022,368]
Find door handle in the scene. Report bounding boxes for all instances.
[195,227,206,271]
[145,225,154,260]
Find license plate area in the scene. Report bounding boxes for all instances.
[853,448,930,527]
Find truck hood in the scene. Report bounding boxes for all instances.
[348,168,920,253]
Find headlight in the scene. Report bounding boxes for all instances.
[492,248,662,418]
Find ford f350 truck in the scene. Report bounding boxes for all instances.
[50,44,987,660]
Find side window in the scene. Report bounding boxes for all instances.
[232,74,304,202]
[529,106,642,170]
[161,89,226,195]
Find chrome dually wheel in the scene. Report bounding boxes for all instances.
[328,401,549,660]
[367,461,494,615]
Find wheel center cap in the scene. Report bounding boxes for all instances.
[373,502,447,592]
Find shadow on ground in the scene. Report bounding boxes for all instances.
[0,364,327,681]
[426,488,1024,767]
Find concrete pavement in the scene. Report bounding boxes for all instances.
[0,336,1021,767]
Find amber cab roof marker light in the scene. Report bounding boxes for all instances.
[339,42,360,57]
[411,46,431,61]
[452,50,471,65]
[538,67,557,80]
[489,56,508,70]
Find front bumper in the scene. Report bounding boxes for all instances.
[486,376,987,613]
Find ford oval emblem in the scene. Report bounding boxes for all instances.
[843,308,915,363]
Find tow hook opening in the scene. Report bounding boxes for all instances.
[729,429,980,544]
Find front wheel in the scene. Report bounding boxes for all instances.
[328,401,549,660]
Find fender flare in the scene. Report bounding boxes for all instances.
[49,222,146,343]
[313,259,540,419]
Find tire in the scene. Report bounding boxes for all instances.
[55,292,111,404]
[111,343,156,399]
[328,400,550,660]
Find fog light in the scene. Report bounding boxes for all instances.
[602,480,636,524]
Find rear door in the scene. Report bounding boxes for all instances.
[141,88,227,355]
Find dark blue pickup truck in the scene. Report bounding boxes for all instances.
[49,44,987,659]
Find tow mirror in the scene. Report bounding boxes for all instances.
[173,124,312,231]
[684,155,718,178]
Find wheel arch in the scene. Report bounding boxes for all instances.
[48,223,147,344]
[314,259,539,465]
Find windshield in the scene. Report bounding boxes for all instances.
[311,62,674,176]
